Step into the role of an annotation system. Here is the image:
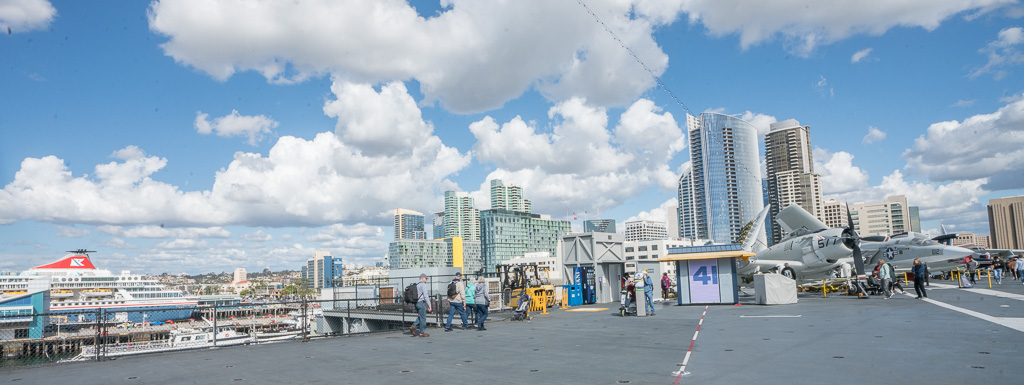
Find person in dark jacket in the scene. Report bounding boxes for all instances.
[912,258,928,299]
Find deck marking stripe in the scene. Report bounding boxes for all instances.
[904,292,1024,333]
[739,315,801,318]
[963,288,1024,302]
[673,305,708,383]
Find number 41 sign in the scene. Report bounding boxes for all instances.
[688,259,720,303]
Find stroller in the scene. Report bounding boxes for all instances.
[512,292,531,321]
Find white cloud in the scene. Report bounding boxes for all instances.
[195,110,278,146]
[98,225,231,239]
[323,82,433,157]
[104,238,138,250]
[155,238,209,250]
[241,230,272,242]
[147,0,682,113]
[814,75,834,99]
[0,0,55,33]
[951,99,975,107]
[739,111,777,137]
[903,97,1024,190]
[862,126,887,144]
[851,47,873,63]
[55,225,89,238]
[825,170,989,223]
[813,148,869,194]
[970,26,1024,79]
[625,198,677,224]
[0,81,471,228]
[677,0,1015,57]
[999,91,1024,103]
[469,97,686,215]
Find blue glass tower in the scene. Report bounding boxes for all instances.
[678,112,765,244]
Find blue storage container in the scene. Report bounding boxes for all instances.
[563,284,583,306]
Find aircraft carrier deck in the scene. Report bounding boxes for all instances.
[5,281,1024,384]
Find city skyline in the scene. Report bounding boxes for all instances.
[3,1,1024,274]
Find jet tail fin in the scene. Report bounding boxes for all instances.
[742,204,771,253]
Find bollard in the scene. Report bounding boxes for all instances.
[560,287,568,309]
[540,291,548,315]
[822,279,827,298]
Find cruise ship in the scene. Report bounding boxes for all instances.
[0,250,197,323]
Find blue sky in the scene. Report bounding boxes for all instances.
[2,0,1023,274]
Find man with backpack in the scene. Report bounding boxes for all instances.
[445,272,468,332]
[408,273,432,337]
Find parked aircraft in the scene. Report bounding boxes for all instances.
[737,204,975,280]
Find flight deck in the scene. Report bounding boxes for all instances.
[5,281,1024,384]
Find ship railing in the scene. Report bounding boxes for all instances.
[1,274,514,367]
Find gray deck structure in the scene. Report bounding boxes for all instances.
[5,281,1024,384]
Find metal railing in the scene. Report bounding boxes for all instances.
[0,276,512,368]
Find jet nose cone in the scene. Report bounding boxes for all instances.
[947,246,974,259]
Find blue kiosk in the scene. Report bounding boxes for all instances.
[661,244,754,305]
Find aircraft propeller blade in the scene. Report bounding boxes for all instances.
[845,203,865,276]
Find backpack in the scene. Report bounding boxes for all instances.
[447,280,458,298]
[403,283,419,304]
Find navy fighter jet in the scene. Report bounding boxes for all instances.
[737,204,975,280]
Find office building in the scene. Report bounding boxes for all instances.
[764,119,823,245]
[480,209,571,271]
[988,195,1024,249]
[623,238,708,279]
[394,208,426,240]
[624,220,668,242]
[232,268,248,284]
[387,238,482,275]
[822,200,850,229]
[848,195,914,236]
[303,251,343,290]
[953,232,991,249]
[443,191,480,241]
[584,219,616,233]
[678,112,766,244]
[490,179,532,213]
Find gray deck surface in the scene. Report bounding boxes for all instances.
[6,280,1024,384]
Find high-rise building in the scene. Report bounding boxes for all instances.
[479,209,570,271]
[666,205,680,240]
[764,119,823,245]
[490,179,532,213]
[624,220,668,242]
[393,208,426,240]
[303,251,342,290]
[848,195,914,236]
[388,238,483,274]
[678,112,765,244]
[908,206,921,233]
[988,195,1024,249]
[432,211,445,240]
[584,219,616,233]
[443,191,480,241]
[232,268,247,284]
[822,200,850,229]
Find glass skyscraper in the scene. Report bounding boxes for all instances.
[678,112,765,244]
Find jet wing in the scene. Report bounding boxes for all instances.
[985,249,1024,259]
[775,204,828,234]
